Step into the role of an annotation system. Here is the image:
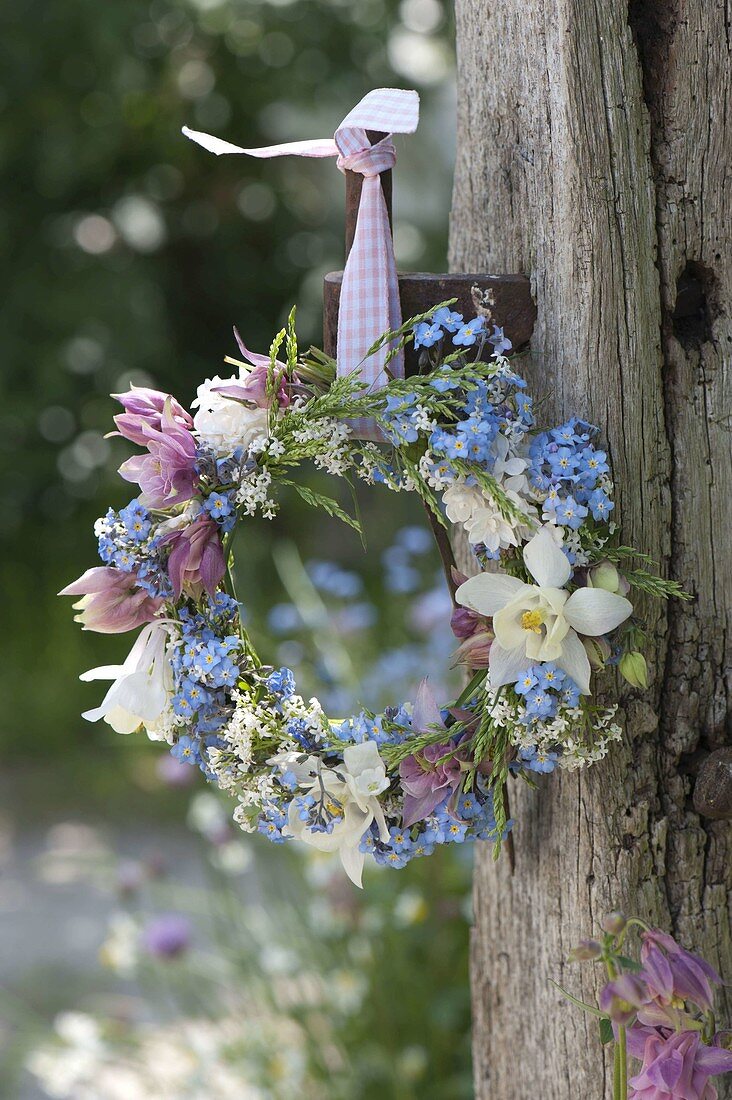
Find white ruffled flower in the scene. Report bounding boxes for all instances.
[80,621,173,734]
[192,371,270,457]
[442,437,536,552]
[277,741,390,888]
[456,525,633,694]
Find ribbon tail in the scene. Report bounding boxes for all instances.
[182,127,338,159]
[337,178,400,389]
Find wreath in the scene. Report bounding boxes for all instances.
[62,294,686,886]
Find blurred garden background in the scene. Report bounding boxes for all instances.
[0,1,475,1095]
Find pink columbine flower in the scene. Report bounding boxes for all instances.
[210,328,291,409]
[626,1026,732,1099]
[399,680,463,827]
[158,515,225,600]
[600,973,649,1025]
[112,386,193,446]
[640,929,722,1014]
[118,398,199,509]
[59,566,164,633]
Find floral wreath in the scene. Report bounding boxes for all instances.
[62,293,686,886]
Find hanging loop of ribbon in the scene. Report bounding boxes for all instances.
[183,88,420,388]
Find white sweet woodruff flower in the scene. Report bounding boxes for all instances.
[275,741,390,888]
[457,525,633,694]
[191,371,270,457]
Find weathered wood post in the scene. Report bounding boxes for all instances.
[449,2,732,1096]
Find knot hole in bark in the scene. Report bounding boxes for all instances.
[671,261,720,349]
[627,0,678,116]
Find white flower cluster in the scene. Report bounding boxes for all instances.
[291,416,353,476]
[507,699,622,769]
[208,688,329,829]
[235,467,276,518]
[442,439,538,554]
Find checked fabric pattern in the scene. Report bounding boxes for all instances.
[183,88,420,388]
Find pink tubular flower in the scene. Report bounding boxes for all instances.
[450,606,493,669]
[112,386,193,447]
[118,398,199,509]
[626,1026,732,1099]
[211,328,290,409]
[158,515,225,600]
[59,567,163,633]
[640,930,722,1014]
[399,681,463,827]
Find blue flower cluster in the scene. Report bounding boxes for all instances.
[413,307,513,356]
[203,490,237,532]
[96,502,173,598]
[360,783,508,868]
[169,593,243,775]
[333,707,410,747]
[529,418,614,529]
[514,661,581,720]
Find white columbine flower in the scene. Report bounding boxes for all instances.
[80,621,173,734]
[191,371,270,457]
[455,525,632,694]
[278,741,390,888]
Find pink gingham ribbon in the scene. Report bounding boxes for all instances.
[183,88,420,388]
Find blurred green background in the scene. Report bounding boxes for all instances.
[0,2,476,1096]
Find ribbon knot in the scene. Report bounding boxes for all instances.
[337,137,397,179]
[183,88,419,389]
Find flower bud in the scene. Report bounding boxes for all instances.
[584,636,611,671]
[601,911,627,935]
[620,651,649,689]
[589,560,631,596]
[568,938,602,962]
[590,561,621,593]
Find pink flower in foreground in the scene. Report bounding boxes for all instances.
[112,386,192,447]
[399,680,463,827]
[158,515,225,599]
[119,398,199,509]
[59,567,163,633]
[641,929,722,1014]
[627,1026,732,1100]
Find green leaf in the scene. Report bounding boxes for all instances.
[599,1017,615,1045]
[616,955,643,972]
[548,979,605,1018]
[453,668,488,709]
[283,480,362,534]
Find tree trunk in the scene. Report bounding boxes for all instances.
[449,2,732,1096]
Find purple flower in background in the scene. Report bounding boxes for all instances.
[159,515,225,600]
[641,929,722,1014]
[112,386,192,446]
[142,914,192,959]
[156,753,197,788]
[626,1026,732,1100]
[59,566,164,633]
[119,399,199,509]
[399,681,463,827]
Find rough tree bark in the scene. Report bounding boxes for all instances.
[448,2,732,1096]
